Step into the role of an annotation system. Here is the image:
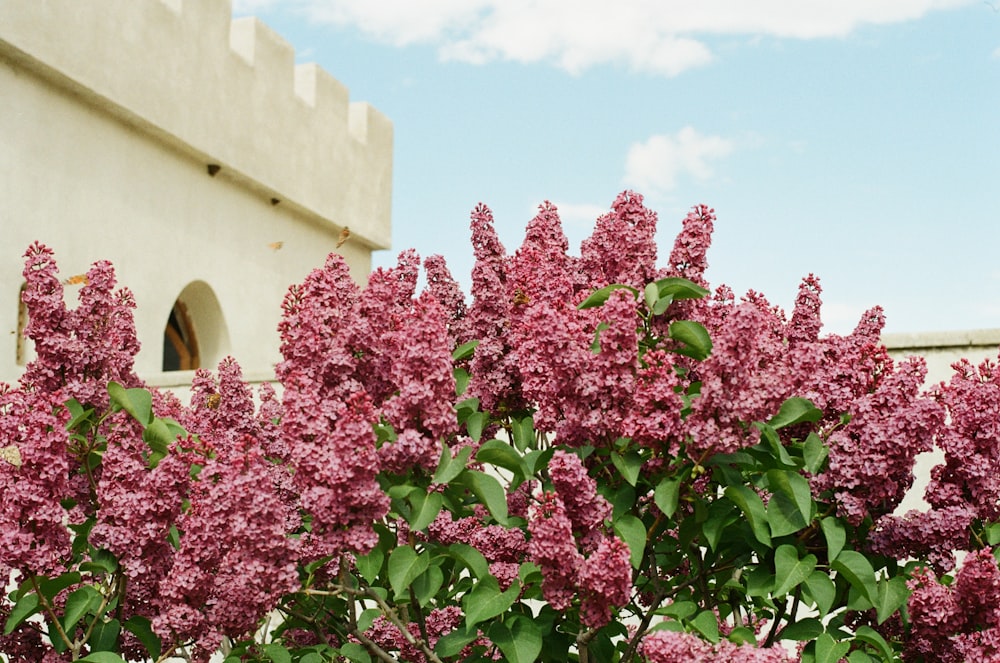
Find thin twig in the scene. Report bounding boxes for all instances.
[28,575,74,653]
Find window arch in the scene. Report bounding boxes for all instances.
[162,281,229,372]
[15,283,29,366]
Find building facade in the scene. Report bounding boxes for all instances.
[1,0,393,395]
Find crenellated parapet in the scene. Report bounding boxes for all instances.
[0,0,392,249]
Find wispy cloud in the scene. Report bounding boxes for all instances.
[244,0,975,76]
[623,127,734,197]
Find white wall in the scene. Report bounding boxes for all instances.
[0,0,393,391]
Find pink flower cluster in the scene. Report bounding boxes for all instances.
[640,630,794,662]
[276,249,460,556]
[4,246,324,659]
[527,451,632,628]
[454,196,940,529]
[868,353,1000,570]
[0,385,79,577]
[906,549,1000,662]
[363,605,498,661]
[426,511,528,590]
[19,242,142,407]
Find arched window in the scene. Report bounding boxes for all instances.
[162,281,229,372]
[163,300,199,371]
[15,283,28,366]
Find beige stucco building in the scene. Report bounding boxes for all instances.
[1,0,393,395]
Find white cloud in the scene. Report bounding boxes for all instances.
[623,127,734,196]
[263,0,974,76]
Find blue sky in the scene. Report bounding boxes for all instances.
[234,1,999,334]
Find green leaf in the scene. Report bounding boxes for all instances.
[874,575,910,625]
[452,339,479,361]
[613,515,647,569]
[447,543,491,579]
[832,550,878,606]
[63,585,102,634]
[89,617,121,652]
[855,625,894,661]
[611,484,637,520]
[724,485,771,547]
[123,615,161,660]
[436,625,479,657]
[488,616,542,663]
[511,415,535,452]
[644,282,661,311]
[454,367,471,396]
[668,320,713,360]
[662,601,697,621]
[461,470,509,525]
[767,469,814,527]
[727,626,757,646]
[577,284,638,309]
[408,490,444,531]
[757,424,797,468]
[261,643,293,663]
[64,398,95,431]
[4,590,40,635]
[524,447,554,476]
[768,397,822,430]
[167,524,181,550]
[388,546,429,600]
[654,478,681,518]
[433,444,473,485]
[767,492,808,538]
[653,277,710,301]
[77,654,126,663]
[355,545,385,584]
[465,411,488,442]
[142,419,175,468]
[476,439,527,481]
[746,566,775,598]
[462,576,519,626]
[338,642,371,663]
[813,632,851,663]
[39,572,82,600]
[610,450,642,487]
[689,610,720,643]
[411,565,445,607]
[780,618,824,641]
[821,517,846,561]
[591,321,611,353]
[773,545,817,597]
[703,498,738,551]
[803,570,836,616]
[107,382,152,425]
[803,432,828,474]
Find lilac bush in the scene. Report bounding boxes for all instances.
[3,193,1000,662]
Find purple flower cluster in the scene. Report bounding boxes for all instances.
[3,245,316,660]
[906,549,1000,662]
[0,386,79,577]
[276,249,460,556]
[19,242,142,407]
[528,452,632,628]
[640,630,794,662]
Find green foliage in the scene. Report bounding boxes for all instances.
[4,273,930,663]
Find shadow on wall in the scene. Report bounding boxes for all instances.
[163,280,230,372]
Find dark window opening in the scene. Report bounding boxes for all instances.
[15,284,27,366]
[163,301,199,371]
